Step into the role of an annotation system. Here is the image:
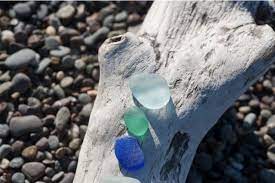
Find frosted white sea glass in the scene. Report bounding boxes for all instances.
[129,73,170,109]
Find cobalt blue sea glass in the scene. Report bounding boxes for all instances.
[129,73,170,109]
[101,176,141,183]
[114,136,144,171]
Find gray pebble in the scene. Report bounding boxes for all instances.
[22,162,45,181]
[45,37,60,50]
[9,115,43,137]
[0,82,12,96]
[13,3,32,19]
[115,11,128,22]
[84,27,109,47]
[0,144,12,159]
[35,58,52,74]
[5,49,39,69]
[53,85,65,99]
[11,73,31,93]
[103,15,114,28]
[59,173,74,183]
[67,160,77,172]
[45,167,55,178]
[69,138,81,150]
[243,113,256,129]
[61,55,74,69]
[9,157,24,169]
[60,76,74,88]
[0,124,9,138]
[56,4,75,21]
[48,135,59,150]
[54,107,70,131]
[78,93,91,105]
[35,137,49,151]
[51,171,64,182]
[50,46,70,58]
[80,103,93,119]
[12,172,25,183]
[74,59,86,70]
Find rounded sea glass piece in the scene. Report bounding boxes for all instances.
[114,136,144,171]
[124,106,149,137]
[101,176,141,183]
[129,73,170,109]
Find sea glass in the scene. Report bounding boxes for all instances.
[124,106,149,137]
[114,136,144,171]
[101,176,141,183]
[129,73,170,109]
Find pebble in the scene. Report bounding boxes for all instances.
[0,158,9,169]
[0,124,9,138]
[5,49,39,69]
[78,93,91,104]
[13,3,32,19]
[11,73,31,93]
[35,58,52,74]
[48,135,59,150]
[56,4,75,22]
[0,144,12,159]
[36,137,49,151]
[84,27,110,47]
[45,167,55,178]
[74,59,86,70]
[69,138,81,150]
[67,160,77,172]
[243,113,257,129]
[59,173,74,183]
[51,171,64,182]
[115,11,128,22]
[79,103,92,119]
[9,115,43,137]
[0,82,12,96]
[12,172,25,183]
[1,30,15,44]
[60,76,74,88]
[22,145,38,160]
[55,106,70,131]
[61,55,75,69]
[50,46,71,58]
[9,157,24,169]
[45,36,60,50]
[22,162,45,181]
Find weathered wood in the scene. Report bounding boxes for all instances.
[74,1,275,183]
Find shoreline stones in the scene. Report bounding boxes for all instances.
[5,49,39,69]
[9,115,43,137]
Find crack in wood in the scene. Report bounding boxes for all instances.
[160,132,189,182]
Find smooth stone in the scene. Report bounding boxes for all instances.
[56,4,75,21]
[129,73,171,109]
[243,113,256,130]
[101,176,141,183]
[36,137,49,151]
[48,135,59,150]
[53,85,65,99]
[0,158,9,169]
[0,82,12,96]
[37,4,48,20]
[0,144,12,159]
[11,73,31,93]
[74,59,86,70]
[5,49,39,69]
[9,157,24,169]
[124,106,149,137]
[61,55,74,69]
[51,171,64,182]
[22,162,45,181]
[45,37,60,50]
[22,145,38,160]
[0,124,9,138]
[9,115,43,137]
[59,173,74,183]
[35,58,51,74]
[267,115,275,127]
[103,15,114,28]
[67,160,77,172]
[115,11,128,22]
[68,138,81,150]
[78,93,91,105]
[115,136,144,171]
[12,172,25,183]
[84,27,109,47]
[1,30,15,44]
[13,3,32,19]
[50,46,70,58]
[60,77,74,88]
[79,103,93,119]
[54,107,70,131]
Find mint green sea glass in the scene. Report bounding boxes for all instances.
[101,176,141,183]
[124,107,149,137]
[129,73,170,109]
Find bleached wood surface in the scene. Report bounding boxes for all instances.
[74,1,275,183]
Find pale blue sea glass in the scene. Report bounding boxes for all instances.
[129,73,170,109]
[101,176,141,183]
[114,136,144,171]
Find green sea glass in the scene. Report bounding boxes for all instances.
[124,106,149,137]
[101,176,141,183]
[129,73,170,109]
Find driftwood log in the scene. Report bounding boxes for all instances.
[74,1,275,183]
